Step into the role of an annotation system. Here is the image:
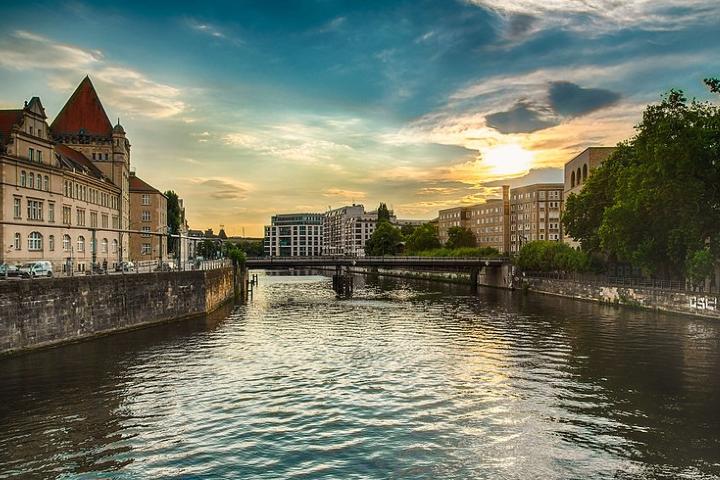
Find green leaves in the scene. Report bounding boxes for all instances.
[516,241,590,273]
[445,226,476,249]
[405,223,440,253]
[365,220,403,256]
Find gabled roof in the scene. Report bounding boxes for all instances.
[0,109,23,145]
[129,173,162,194]
[55,143,108,181]
[50,76,113,138]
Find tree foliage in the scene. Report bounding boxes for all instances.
[223,242,246,266]
[164,190,182,236]
[563,86,720,278]
[377,203,391,222]
[445,226,476,249]
[197,240,220,259]
[405,223,440,253]
[365,220,403,256]
[516,241,591,272]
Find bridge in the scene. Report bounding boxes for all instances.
[245,256,513,294]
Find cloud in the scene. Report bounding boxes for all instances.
[310,16,347,35]
[485,101,558,134]
[322,188,366,200]
[189,177,252,200]
[0,30,186,119]
[185,18,244,46]
[466,0,720,34]
[548,81,621,117]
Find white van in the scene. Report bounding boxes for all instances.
[18,261,54,278]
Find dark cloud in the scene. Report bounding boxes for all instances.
[485,101,558,134]
[548,81,621,117]
[199,179,248,200]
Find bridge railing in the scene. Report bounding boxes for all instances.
[245,255,510,265]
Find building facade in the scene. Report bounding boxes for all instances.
[509,183,564,253]
[467,185,510,253]
[1,97,123,273]
[563,147,616,247]
[129,172,167,263]
[323,204,395,256]
[263,213,324,257]
[437,206,470,245]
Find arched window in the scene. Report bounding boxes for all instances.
[571,171,576,188]
[29,173,34,189]
[576,168,582,185]
[102,238,108,253]
[49,235,55,251]
[14,233,21,250]
[28,231,43,251]
[582,164,588,181]
[112,239,118,253]
[77,236,85,253]
[35,174,41,190]
[44,175,49,191]
[63,234,71,252]
[20,171,26,187]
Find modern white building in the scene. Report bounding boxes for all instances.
[263,213,324,257]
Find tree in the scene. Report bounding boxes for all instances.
[365,220,403,256]
[406,223,440,253]
[197,240,220,259]
[563,86,720,278]
[400,223,417,236]
[516,241,590,273]
[445,226,476,249]
[164,190,182,254]
[377,203,391,222]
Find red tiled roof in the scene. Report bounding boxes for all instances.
[0,109,23,144]
[55,143,106,179]
[50,76,113,138]
[129,174,162,194]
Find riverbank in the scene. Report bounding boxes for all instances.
[0,266,247,357]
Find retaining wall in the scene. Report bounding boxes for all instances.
[0,267,243,356]
[526,277,720,320]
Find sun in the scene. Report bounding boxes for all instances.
[482,144,534,177]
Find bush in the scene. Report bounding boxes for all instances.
[516,241,590,272]
[413,247,501,257]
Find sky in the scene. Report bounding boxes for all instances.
[1,1,719,236]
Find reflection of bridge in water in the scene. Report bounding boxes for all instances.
[245,256,513,295]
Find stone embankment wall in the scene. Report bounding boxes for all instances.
[0,267,245,356]
[526,277,720,320]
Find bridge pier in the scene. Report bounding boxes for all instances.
[332,267,354,297]
[469,268,479,288]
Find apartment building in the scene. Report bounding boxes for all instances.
[563,147,616,246]
[323,204,395,256]
[264,213,324,257]
[437,206,469,245]
[467,185,510,253]
[129,173,167,262]
[509,183,564,253]
[0,97,123,273]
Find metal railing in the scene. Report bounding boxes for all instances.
[524,271,713,294]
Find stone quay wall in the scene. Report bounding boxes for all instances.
[0,267,244,356]
[525,277,720,320]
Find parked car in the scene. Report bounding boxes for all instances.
[0,263,20,278]
[115,261,135,272]
[18,261,53,278]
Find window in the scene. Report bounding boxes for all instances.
[48,202,55,223]
[43,175,49,191]
[63,235,71,252]
[29,173,34,189]
[77,236,85,253]
[102,238,108,253]
[20,171,26,187]
[63,206,72,225]
[76,209,85,226]
[112,216,119,229]
[142,194,150,205]
[13,197,21,219]
[29,126,33,135]
[35,174,41,190]
[14,233,21,250]
[90,212,98,228]
[38,151,43,163]
[142,211,151,222]
[101,214,108,228]
[142,243,152,255]
[28,148,34,161]
[112,239,118,253]
[28,232,42,251]
[27,199,43,221]
[49,235,55,251]
[142,226,151,237]
[582,164,588,181]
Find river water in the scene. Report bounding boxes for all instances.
[1,272,720,479]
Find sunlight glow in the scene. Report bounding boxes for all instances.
[482,144,534,176]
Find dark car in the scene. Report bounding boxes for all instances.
[0,263,20,278]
